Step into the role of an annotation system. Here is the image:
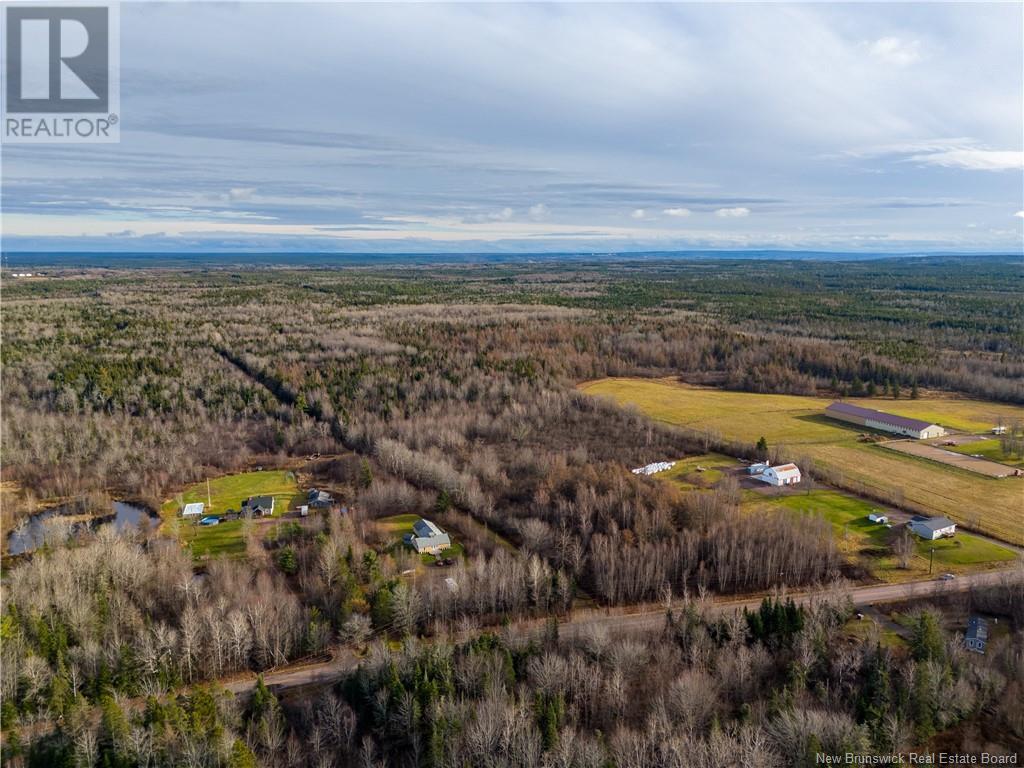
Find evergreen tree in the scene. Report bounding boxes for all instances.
[910,612,943,663]
[359,459,373,489]
[756,436,769,458]
[228,739,258,768]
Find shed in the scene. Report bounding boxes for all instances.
[758,464,802,486]
[908,515,956,540]
[182,502,205,518]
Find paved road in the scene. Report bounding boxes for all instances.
[226,568,1021,697]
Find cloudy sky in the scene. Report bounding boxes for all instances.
[2,2,1022,253]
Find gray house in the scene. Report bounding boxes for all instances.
[407,518,452,555]
[242,495,275,517]
[307,489,333,508]
[965,616,988,654]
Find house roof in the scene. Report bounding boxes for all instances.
[245,495,274,509]
[966,616,989,641]
[912,516,956,532]
[182,502,205,515]
[773,463,799,472]
[414,518,443,538]
[826,402,938,432]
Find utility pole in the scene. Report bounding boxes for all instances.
[207,478,212,510]
[929,547,934,575]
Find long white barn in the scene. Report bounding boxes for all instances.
[825,402,945,440]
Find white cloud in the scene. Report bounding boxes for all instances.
[866,36,922,67]
[529,203,548,218]
[489,207,515,221]
[715,207,750,218]
[1015,211,1024,219]
[847,139,1024,173]
[910,149,1023,172]
[663,207,691,217]
[631,209,647,219]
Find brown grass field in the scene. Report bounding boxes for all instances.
[580,378,1024,546]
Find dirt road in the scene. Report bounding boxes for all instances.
[229,568,1021,697]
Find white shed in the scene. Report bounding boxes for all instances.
[909,516,956,540]
[758,464,802,486]
[182,502,205,517]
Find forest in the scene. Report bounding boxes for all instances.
[1,255,1022,766]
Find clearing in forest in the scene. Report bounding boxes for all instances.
[160,469,303,557]
[749,490,1017,581]
[581,378,1024,546]
[376,513,466,564]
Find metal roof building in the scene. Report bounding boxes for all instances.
[825,402,945,439]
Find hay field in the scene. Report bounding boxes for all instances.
[581,378,1024,545]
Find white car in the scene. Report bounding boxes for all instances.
[938,573,956,581]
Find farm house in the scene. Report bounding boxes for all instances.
[825,402,945,439]
[757,464,802,486]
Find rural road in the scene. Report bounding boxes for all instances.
[226,568,1022,697]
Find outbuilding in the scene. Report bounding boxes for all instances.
[825,402,945,440]
[908,515,956,540]
[182,502,205,518]
[758,464,802,486]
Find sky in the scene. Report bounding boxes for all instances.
[2,2,1023,254]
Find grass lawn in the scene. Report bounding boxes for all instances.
[581,378,1024,545]
[659,452,739,489]
[161,469,302,558]
[841,616,905,649]
[946,439,1024,468]
[747,490,1018,581]
[376,513,466,564]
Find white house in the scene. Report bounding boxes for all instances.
[182,502,205,517]
[868,513,888,524]
[758,463,802,486]
[409,518,452,554]
[909,516,956,540]
[747,462,769,475]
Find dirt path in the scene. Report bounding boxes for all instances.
[224,568,1021,696]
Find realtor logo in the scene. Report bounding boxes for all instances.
[2,3,119,142]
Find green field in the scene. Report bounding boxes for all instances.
[751,490,1017,580]
[376,513,465,563]
[658,452,740,489]
[582,378,1024,545]
[161,469,302,558]
[946,439,1024,468]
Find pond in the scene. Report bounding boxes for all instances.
[6,501,159,556]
